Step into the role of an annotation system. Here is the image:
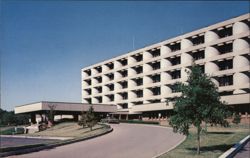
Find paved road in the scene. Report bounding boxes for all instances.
[8,124,185,158]
[234,141,250,158]
[0,137,57,148]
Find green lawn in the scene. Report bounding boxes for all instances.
[159,124,249,158]
[23,122,107,138]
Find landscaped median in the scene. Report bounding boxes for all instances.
[0,122,113,157]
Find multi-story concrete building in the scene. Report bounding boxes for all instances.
[81,13,250,119]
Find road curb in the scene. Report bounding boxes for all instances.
[0,126,113,157]
[0,135,72,140]
[219,135,250,158]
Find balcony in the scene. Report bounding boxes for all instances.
[107,84,114,91]
[189,34,205,46]
[168,56,181,66]
[96,96,102,103]
[119,103,128,109]
[119,81,128,89]
[215,42,233,54]
[148,61,161,70]
[94,66,102,74]
[106,73,114,81]
[133,78,143,86]
[151,87,161,96]
[132,66,143,74]
[133,101,143,105]
[117,58,128,67]
[166,42,181,52]
[191,49,205,61]
[107,94,114,102]
[134,90,143,98]
[105,62,114,70]
[119,70,128,78]
[151,74,161,83]
[132,54,143,62]
[83,69,91,77]
[119,92,128,100]
[218,75,233,87]
[171,70,181,79]
[218,59,233,71]
[215,26,233,38]
[84,79,91,86]
[149,48,161,57]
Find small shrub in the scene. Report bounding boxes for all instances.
[120,120,159,125]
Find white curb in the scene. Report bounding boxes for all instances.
[219,135,250,158]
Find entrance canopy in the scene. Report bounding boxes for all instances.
[14,101,117,114]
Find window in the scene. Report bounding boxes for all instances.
[107,84,114,91]
[119,103,128,109]
[118,58,128,66]
[167,42,181,52]
[215,26,232,38]
[151,74,161,83]
[218,60,233,70]
[190,35,205,46]
[119,81,128,89]
[150,49,160,57]
[133,66,143,74]
[169,56,181,65]
[219,76,233,86]
[133,101,143,105]
[192,50,205,60]
[171,70,181,79]
[132,54,143,62]
[106,73,114,80]
[134,78,143,86]
[84,70,91,76]
[135,90,143,98]
[151,62,161,70]
[216,43,233,54]
[151,87,161,96]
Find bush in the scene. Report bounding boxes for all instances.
[1,127,25,135]
[120,120,159,125]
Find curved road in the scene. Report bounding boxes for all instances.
[9,124,185,158]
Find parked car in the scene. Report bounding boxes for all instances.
[101,117,120,124]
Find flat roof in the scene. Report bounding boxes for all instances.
[14,101,117,114]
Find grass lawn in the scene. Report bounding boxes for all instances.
[159,123,249,158]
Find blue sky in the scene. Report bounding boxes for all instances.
[1,1,249,111]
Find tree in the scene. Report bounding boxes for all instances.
[0,108,29,126]
[232,112,241,124]
[169,65,232,154]
[46,104,57,127]
[78,106,97,131]
[78,111,87,128]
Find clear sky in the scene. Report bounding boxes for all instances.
[1,1,249,111]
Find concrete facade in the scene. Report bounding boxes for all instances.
[14,101,117,123]
[81,13,250,118]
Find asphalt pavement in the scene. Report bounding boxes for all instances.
[8,123,185,158]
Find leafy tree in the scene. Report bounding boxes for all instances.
[0,108,29,126]
[78,111,87,128]
[78,106,97,131]
[46,104,57,126]
[232,112,241,124]
[169,65,232,154]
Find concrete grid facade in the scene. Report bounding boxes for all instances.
[81,13,250,118]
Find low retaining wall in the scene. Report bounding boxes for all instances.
[219,135,250,158]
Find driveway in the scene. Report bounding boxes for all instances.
[8,123,185,158]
